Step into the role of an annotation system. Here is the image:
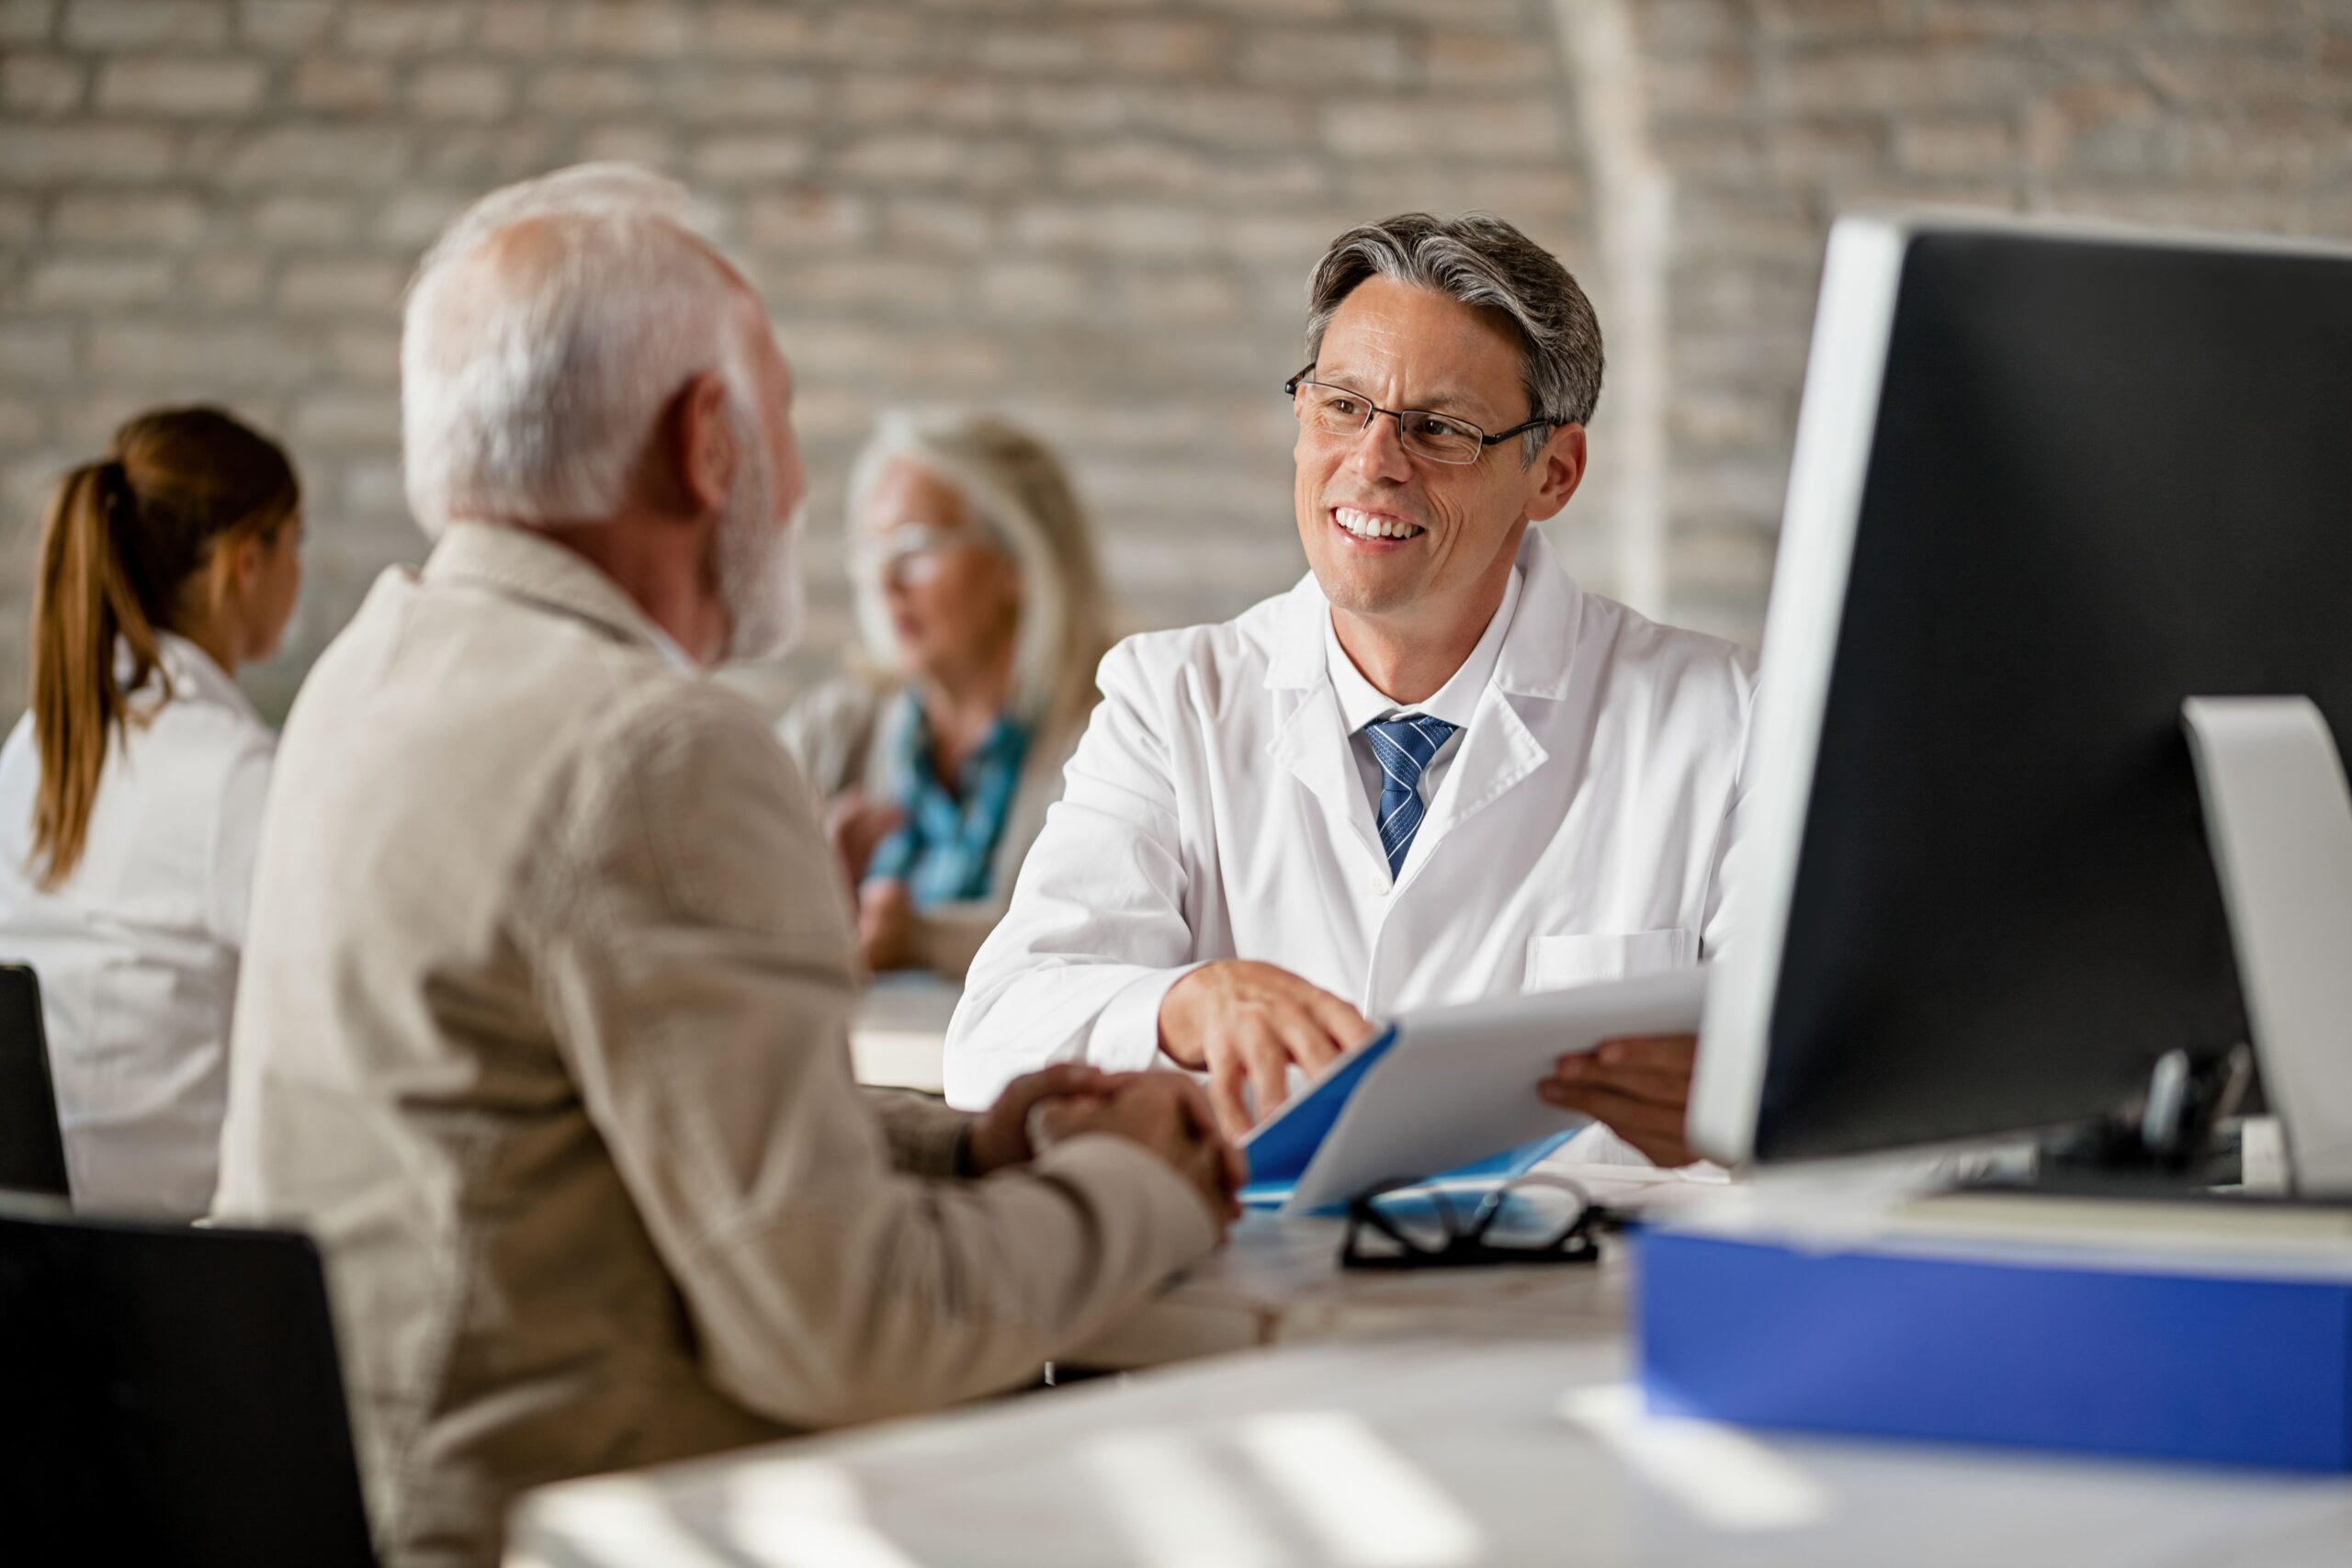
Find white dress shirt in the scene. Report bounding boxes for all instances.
[1328,564,1521,841]
[946,529,1757,1165]
[0,632,274,1213]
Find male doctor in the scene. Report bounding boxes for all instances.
[945,212,1755,1167]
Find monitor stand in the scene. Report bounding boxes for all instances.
[2182,695,2352,1198]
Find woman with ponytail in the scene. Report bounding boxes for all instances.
[0,406,303,1213]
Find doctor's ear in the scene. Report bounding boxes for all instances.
[1523,423,1588,525]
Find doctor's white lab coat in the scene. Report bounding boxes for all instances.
[944,528,1758,1156]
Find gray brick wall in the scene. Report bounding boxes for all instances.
[0,0,1598,722]
[1,0,2347,723]
[1638,0,2352,641]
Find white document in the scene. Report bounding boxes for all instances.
[1280,965,1709,1214]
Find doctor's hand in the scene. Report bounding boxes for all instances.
[1538,1033,1700,1168]
[1158,961,1376,1138]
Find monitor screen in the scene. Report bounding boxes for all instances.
[1692,218,2352,1165]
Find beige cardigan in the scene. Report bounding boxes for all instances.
[213,525,1216,1568]
[778,673,1087,978]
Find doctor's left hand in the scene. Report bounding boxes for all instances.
[1538,1034,1700,1168]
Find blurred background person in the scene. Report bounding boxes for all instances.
[0,407,303,1213]
[782,411,1116,979]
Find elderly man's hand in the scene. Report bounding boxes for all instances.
[1028,1071,1246,1227]
[1158,960,1376,1137]
[965,1063,1116,1175]
[1538,1033,1700,1168]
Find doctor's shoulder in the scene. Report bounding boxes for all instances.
[1575,590,1758,727]
[1092,594,1289,727]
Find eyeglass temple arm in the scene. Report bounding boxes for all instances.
[1287,366,1562,445]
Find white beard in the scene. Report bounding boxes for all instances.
[714,417,805,663]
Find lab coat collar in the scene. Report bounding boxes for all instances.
[1269,680,1387,874]
[1266,525,1583,703]
[1324,566,1521,734]
[422,522,697,667]
[1266,526,1578,886]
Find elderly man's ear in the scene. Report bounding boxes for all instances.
[674,370,738,517]
[1524,422,1588,525]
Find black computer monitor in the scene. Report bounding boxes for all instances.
[1690,215,2352,1168]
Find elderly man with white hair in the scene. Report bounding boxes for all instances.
[212,164,1238,1568]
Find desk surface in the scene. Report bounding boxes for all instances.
[1068,1163,1701,1369]
[509,1331,2352,1568]
[851,974,958,1095]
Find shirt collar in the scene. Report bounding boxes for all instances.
[641,621,696,672]
[893,691,1032,779]
[121,631,261,723]
[422,521,695,664]
[1322,564,1523,734]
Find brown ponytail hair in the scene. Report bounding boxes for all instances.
[26,406,300,889]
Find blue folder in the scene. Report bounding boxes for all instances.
[1238,1027,1569,1211]
[1636,1225,2352,1472]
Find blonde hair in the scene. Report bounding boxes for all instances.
[27,407,299,888]
[845,412,1114,734]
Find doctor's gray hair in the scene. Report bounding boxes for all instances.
[1303,212,1604,463]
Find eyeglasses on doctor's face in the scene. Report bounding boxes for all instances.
[1285,365,1559,467]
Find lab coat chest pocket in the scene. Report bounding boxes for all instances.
[1524,929,1698,992]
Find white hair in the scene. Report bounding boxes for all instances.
[844,412,1114,731]
[401,163,756,536]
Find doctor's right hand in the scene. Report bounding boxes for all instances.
[1157,961,1376,1137]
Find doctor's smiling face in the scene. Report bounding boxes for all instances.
[1294,274,1588,690]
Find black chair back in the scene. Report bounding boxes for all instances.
[0,964,70,1198]
[0,1197,375,1565]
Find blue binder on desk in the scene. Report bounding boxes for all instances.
[1636,1203,2352,1472]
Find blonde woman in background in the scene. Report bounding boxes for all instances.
[0,407,303,1213]
[782,412,1114,978]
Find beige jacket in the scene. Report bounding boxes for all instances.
[777,674,1087,978]
[212,525,1217,1568]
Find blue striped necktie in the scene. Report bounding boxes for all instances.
[1363,715,1459,880]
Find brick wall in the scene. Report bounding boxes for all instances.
[0,0,1597,721]
[1,0,2346,723]
[1637,0,2352,639]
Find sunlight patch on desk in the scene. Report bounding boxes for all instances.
[1560,1383,1830,1532]
[1233,1410,1485,1567]
[1080,1427,1290,1568]
[719,1456,923,1568]
[519,1477,741,1568]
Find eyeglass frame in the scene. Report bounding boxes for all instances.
[848,518,1003,586]
[1338,1171,1615,1271]
[1284,364,1562,465]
